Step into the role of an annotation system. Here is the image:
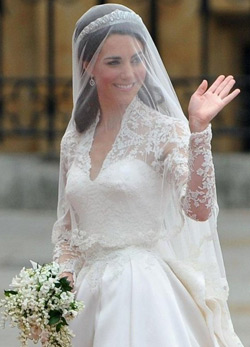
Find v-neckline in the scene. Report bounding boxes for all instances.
[87,111,125,182]
[87,97,138,182]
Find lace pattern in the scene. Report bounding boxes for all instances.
[183,125,215,221]
[60,128,81,172]
[52,98,217,285]
[53,228,84,275]
[162,118,215,221]
[76,246,160,291]
[70,228,164,252]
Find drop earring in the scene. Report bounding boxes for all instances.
[89,77,95,86]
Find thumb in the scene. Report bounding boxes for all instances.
[194,79,208,96]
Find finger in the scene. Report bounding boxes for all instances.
[219,78,236,99]
[215,75,234,96]
[208,75,226,93]
[194,79,208,96]
[222,88,240,106]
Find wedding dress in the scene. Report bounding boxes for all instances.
[51,4,243,346]
[52,98,242,346]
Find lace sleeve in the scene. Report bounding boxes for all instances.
[163,121,216,222]
[52,131,84,275]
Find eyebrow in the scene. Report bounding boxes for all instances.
[104,51,144,61]
[104,56,121,61]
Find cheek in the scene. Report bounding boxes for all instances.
[136,65,147,83]
[95,68,119,87]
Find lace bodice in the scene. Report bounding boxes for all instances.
[52,98,216,279]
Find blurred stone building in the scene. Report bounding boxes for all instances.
[0,0,249,153]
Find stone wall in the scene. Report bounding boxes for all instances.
[1,0,249,152]
[3,0,248,79]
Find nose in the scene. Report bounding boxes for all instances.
[120,62,134,80]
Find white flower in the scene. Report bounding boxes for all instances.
[1,261,84,347]
[9,276,22,289]
[39,274,48,283]
[60,292,69,301]
[30,260,41,270]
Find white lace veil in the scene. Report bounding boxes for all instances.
[54,4,240,344]
[68,3,188,134]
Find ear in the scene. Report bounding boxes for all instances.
[83,61,89,71]
[83,61,95,78]
[83,60,96,81]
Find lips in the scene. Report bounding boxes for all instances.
[114,82,136,90]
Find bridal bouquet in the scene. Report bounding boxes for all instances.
[0,261,84,347]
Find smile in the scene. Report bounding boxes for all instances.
[114,83,136,90]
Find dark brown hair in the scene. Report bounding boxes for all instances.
[74,6,164,133]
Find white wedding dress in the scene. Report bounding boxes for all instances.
[52,98,242,347]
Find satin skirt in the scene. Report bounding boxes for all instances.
[70,249,215,347]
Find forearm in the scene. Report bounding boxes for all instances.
[182,125,216,221]
[53,240,83,275]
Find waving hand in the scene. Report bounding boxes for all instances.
[188,75,240,133]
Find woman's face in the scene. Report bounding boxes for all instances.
[92,34,146,110]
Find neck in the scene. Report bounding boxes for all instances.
[98,99,128,131]
[99,113,123,132]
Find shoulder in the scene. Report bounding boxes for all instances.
[136,100,190,137]
[61,127,81,153]
[60,125,82,169]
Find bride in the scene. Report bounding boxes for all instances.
[52,3,242,346]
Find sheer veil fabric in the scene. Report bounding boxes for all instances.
[52,4,243,346]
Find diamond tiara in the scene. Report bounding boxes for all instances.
[77,9,143,41]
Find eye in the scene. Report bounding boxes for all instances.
[106,60,120,66]
[131,54,143,65]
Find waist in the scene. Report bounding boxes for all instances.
[83,244,159,265]
[71,228,165,259]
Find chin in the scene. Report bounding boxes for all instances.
[118,88,139,100]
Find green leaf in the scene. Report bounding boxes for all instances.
[70,302,75,309]
[48,309,63,325]
[49,315,61,325]
[60,316,68,326]
[56,322,63,332]
[49,309,62,318]
[59,277,73,291]
[4,290,18,297]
